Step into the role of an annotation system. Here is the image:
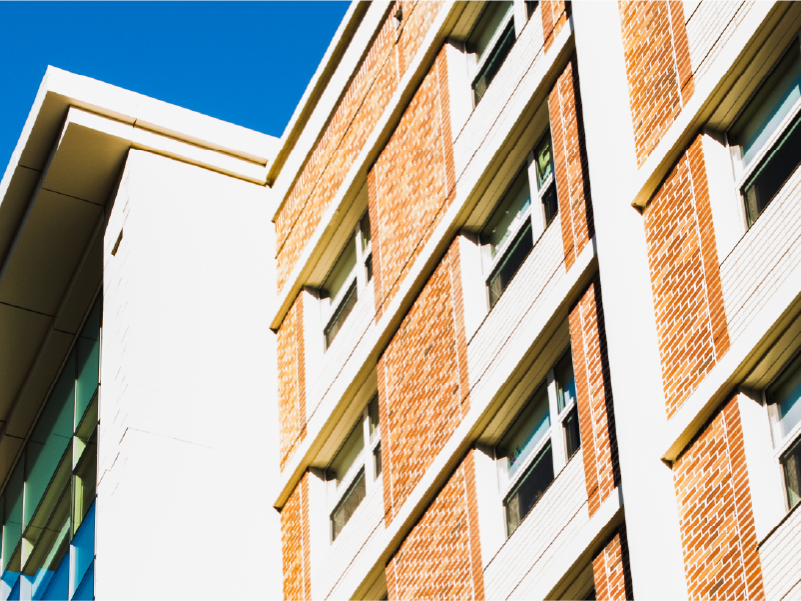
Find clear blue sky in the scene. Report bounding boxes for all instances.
[0,1,350,169]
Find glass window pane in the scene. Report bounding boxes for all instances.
[781,437,801,510]
[368,395,380,441]
[555,352,577,414]
[38,548,68,601]
[541,182,558,227]
[328,423,365,490]
[767,352,801,443]
[323,234,357,302]
[76,298,101,428]
[26,484,70,600]
[360,213,372,251]
[71,560,93,601]
[482,169,532,257]
[488,220,534,308]
[73,428,97,536]
[498,385,551,480]
[504,443,554,536]
[3,462,24,572]
[472,19,516,104]
[731,38,801,167]
[24,353,75,531]
[331,470,366,541]
[563,406,581,460]
[70,502,95,599]
[534,131,555,189]
[374,444,382,478]
[467,1,513,62]
[324,282,358,350]
[742,111,801,227]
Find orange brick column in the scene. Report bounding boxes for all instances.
[570,275,620,516]
[672,395,765,599]
[619,0,694,165]
[592,525,633,601]
[378,239,469,524]
[643,134,730,418]
[281,473,311,601]
[540,0,569,52]
[278,294,306,470]
[549,53,594,271]
[386,451,484,601]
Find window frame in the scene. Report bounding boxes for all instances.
[480,128,558,309]
[321,213,373,351]
[467,1,516,105]
[764,354,801,513]
[494,349,579,536]
[727,33,801,229]
[326,395,382,542]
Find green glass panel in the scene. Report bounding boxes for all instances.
[323,234,357,302]
[3,463,23,571]
[534,131,554,189]
[23,353,74,532]
[328,423,364,491]
[73,428,97,536]
[75,298,101,429]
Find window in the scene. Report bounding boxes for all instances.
[729,34,801,227]
[481,130,557,308]
[766,352,801,511]
[467,1,516,104]
[496,351,578,536]
[327,395,381,541]
[321,213,372,350]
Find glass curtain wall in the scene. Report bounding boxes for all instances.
[0,296,100,601]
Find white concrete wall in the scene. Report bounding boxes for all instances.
[98,150,279,599]
[720,166,801,344]
[760,505,801,600]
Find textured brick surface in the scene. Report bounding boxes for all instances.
[570,276,620,517]
[549,53,594,271]
[540,0,568,52]
[282,474,311,601]
[619,0,694,166]
[370,44,456,319]
[386,451,484,601]
[276,1,445,292]
[378,240,468,524]
[673,396,765,600]
[278,294,305,470]
[592,525,633,601]
[643,135,729,418]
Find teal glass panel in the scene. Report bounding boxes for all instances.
[3,463,23,572]
[75,298,101,429]
[38,550,68,601]
[71,560,93,601]
[73,429,97,536]
[24,352,75,531]
[70,502,94,599]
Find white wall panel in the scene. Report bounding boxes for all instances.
[760,506,801,600]
[720,168,801,344]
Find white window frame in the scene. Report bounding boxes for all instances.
[480,129,557,308]
[320,213,372,351]
[764,377,801,513]
[495,350,579,536]
[466,1,518,106]
[326,395,381,542]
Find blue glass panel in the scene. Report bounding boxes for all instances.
[75,298,101,428]
[7,576,19,601]
[71,561,93,601]
[30,568,54,601]
[40,551,68,601]
[1,571,19,601]
[70,502,94,599]
[24,352,75,530]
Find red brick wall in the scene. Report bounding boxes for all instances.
[549,53,594,271]
[619,0,694,166]
[275,1,445,292]
[540,0,568,52]
[386,451,484,601]
[278,294,305,470]
[378,239,468,524]
[282,473,311,601]
[570,276,620,517]
[592,525,633,601]
[643,135,730,418]
[369,44,456,319]
[673,395,765,599]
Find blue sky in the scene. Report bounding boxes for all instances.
[0,2,350,169]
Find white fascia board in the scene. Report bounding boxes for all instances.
[627,1,780,210]
[270,2,573,330]
[661,263,801,463]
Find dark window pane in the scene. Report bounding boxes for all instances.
[563,406,581,460]
[534,131,555,189]
[473,19,516,104]
[526,1,539,19]
[781,437,801,509]
[360,213,372,250]
[488,220,533,308]
[331,470,367,541]
[555,351,576,414]
[542,182,559,227]
[325,282,358,349]
[365,254,373,283]
[374,444,382,478]
[742,111,801,227]
[504,443,554,536]
[368,395,380,439]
